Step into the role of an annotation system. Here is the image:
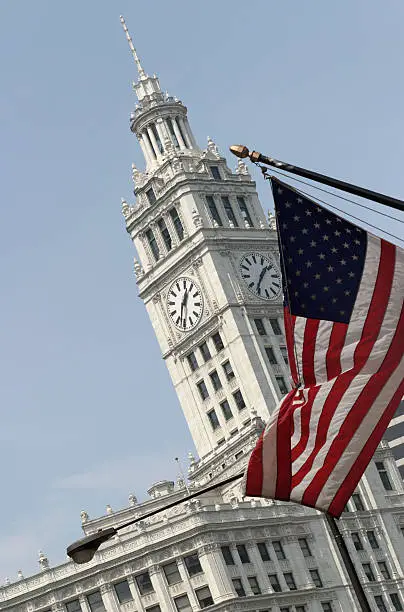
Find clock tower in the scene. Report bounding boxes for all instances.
[120,18,291,484]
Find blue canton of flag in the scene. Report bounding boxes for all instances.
[273,181,367,324]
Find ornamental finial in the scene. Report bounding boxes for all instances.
[120,16,146,79]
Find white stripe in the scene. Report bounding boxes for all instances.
[291,389,308,451]
[313,320,334,382]
[389,414,404,428]
[291,242,404,499]
[339,234,381,373]
[293,316,306,383]
[389,436,404,449]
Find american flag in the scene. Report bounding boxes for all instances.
[244,177,404,517]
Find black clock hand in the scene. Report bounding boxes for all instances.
[256,267,267,292]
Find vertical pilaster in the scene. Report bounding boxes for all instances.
[142,130,156,164]
[79,595,91,612]
[127,576,145,612]
[198,544,234,603]
[149,564,175,611]
[100,584,120,612]
[147,126,162,159]
[139,135,152,167]
[177,116,191,148]
[245,543,271,593]
[176,558,200,611]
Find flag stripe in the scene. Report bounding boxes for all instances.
[284,307,299,385]
[302,319,320,385]
[326,323,347,380]
[275,391,295,500]
[301,301,404,508]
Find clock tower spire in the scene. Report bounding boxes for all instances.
[120,18,290,484]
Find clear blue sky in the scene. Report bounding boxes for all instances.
[0,1,403,578]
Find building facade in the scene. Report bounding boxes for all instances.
[1,18,404,612]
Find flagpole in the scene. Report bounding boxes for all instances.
[229,145,404,213]
[325,514,372,612]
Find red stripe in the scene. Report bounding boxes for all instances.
[302,319,320,386]
[245,432,264,496]
[284,307,299,386]
[275,391,295,500]
[291,240,395,490]
[328,377,404,517]
[291,386,321,462]
[326,322,348,380]
[300,256,401,508]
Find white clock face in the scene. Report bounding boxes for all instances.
[167,277,203,331]
[239,252,282,300]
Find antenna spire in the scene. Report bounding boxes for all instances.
[120,15,146,79]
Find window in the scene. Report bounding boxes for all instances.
[217,438,225,446]
[195,586,214,608]
[146,187,157,205]
[310,569,323,587]
[378,561,391,579]
[146,607,161,612]
[376,461,393,491]
[187,352,198,372]
[321,604,334,612]
[248,576,261,595]
[169,207,184,241]
[206,195,223,226]
[233,389,246,410]
[212,331,224,352]
[273,540,285,560]
[135,572,154,595]
[66,601,81,612]
[209,370,222,391]
[210,166,222,180]
[276,376,288,395]
[235,450,243,459]
[221,545,235,565]
[157,218,172,251]
[220,399,233,421]
[174,594,192,612]
[232,578,246,597]
[390,593,403,611]
[362,563,375,582]
[296,607,307,612]
[114,580,132,604]
[230,427,238,436]
[163,561,182,585]
[237,196,254,227]
[298,538,312,558]
[374,596,388,612]
[146,228,160,261]
[280,608,291,612]
[87,592,105,612]
[280,346,289,364]
[352,493,365,511]
[197,380,209,400]
[352,532,364,551]
[367,530,379,549]
[257,542,271,562]
[268,574,281,592]
[283,572,297,590]
[222,360,235,380]
[254,318,267,336]
[237,544,250,563]
[183,553,203,576]
[221,196,239,227]
[199,341,211,362]
[207,409,220,430]
[270,318,282,335]
[265,346,277,365]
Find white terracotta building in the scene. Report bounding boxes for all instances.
[1,19,404,612]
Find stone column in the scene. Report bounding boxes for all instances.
[139,135,153,166]
[177,116,191,148]
[78,595,91,612]
[156,118,169,149]
[172,118,186,150]
[100,584,120,612]
[147,126,162,159]
[142,130,157,162]
[286,539,315,590]
[127,576,145,612]
[149,564,175,611]
[184,117,198,148]
[198,544,234,604]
